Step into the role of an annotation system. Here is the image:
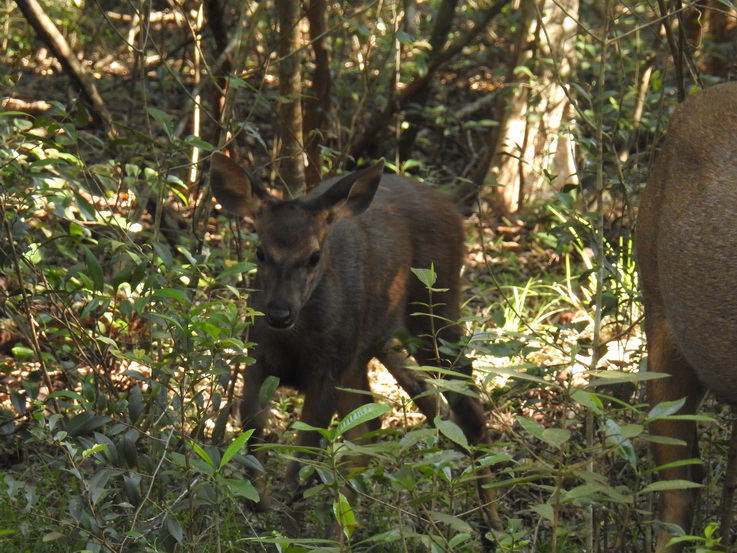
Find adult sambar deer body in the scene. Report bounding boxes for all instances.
[637,82,737,553]
[210,152,499,536]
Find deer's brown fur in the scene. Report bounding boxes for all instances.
[637,82,737,553]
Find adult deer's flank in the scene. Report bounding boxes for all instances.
[210,152,500,539]
[637,81,737,553]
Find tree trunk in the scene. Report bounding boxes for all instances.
[276,0,305,196]
[303,0,331,190]
[486,0,579,213]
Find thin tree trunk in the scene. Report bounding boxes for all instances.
[276,0,305,196]
[303,0,331,190]
[486,0,579,213]
[204,0,232,146]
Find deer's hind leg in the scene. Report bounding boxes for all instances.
[647,314,706,553]
[404,293,503,538]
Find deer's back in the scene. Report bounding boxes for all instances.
[637,82,737,401]
[313,173,464,353]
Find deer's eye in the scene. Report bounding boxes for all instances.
[307,251,321,268]
[255,246,265,262]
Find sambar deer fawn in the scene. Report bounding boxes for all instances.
[637,81,737,553]
[209,152,500,538]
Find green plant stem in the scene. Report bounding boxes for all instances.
[586,8,611,552]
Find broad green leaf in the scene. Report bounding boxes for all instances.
[335,403,389,437]
[220,430,254,470]
[88,468,113,505]
[152,241,173,268]
[478,364,548,385]
[562,483,608,502]
[332,492,357,539]
[84,246,104,291]
[47,390,85,402]
[516,415,545,441]
[292,421,332,440]
[587,369,667,388]
[147,107,173,137]
[647,398,686,419]
[531,503,555,522]
[165,516,184,543]
[571,388,604,413]
[648,457,703,473]
[411,266,438,288]
[434,416,468,450]
[186,438,215,468]
[151,287,190,305]
[427,510,474,533]
[259,376,280,408]
[66,411,110,437]
[222,477,260,502]
[639,479,702,494]
[542,428,571,448]
[81,443,108,461]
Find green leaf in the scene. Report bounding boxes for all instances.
[395,30,413,44]
[217,261,256,281]
[647,398,688,420]
[88,468,113,505]
[411,265,438,288]
[516,415,545,441]
[562,483,609,502]
[639,479,702,494]
[81,443,109,462]
[165,516,184,543]
[147,107,173,138]
[332,492,357,539]
[336,403,390,437]
[541,428,571,448]
[10,345,35,360]
[587,369,668,388]
[434,416,469,450]
[222,477,260,502]
[152,241,173,268]
[186,438,215,468]
[47,390,85,402]
[531,503,555,522]
[220,430,254,470]
[477,364,548,385]
[259,376,280,408]
[151,287,191,305]
[66,411,110,437]
[292,421,332,440]
[84,246,104,291]
[571,388,604,413]
[427,510,474,533]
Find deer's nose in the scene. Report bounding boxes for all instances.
[265,303,294,329]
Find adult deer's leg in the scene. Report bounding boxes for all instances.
[647,315,706,553]
[274,376,341,536]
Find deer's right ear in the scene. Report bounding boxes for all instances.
[311,159,384,220]
[209,151,268,217]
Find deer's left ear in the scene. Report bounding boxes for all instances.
[309,159,384,221]
[210,152,271,217]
